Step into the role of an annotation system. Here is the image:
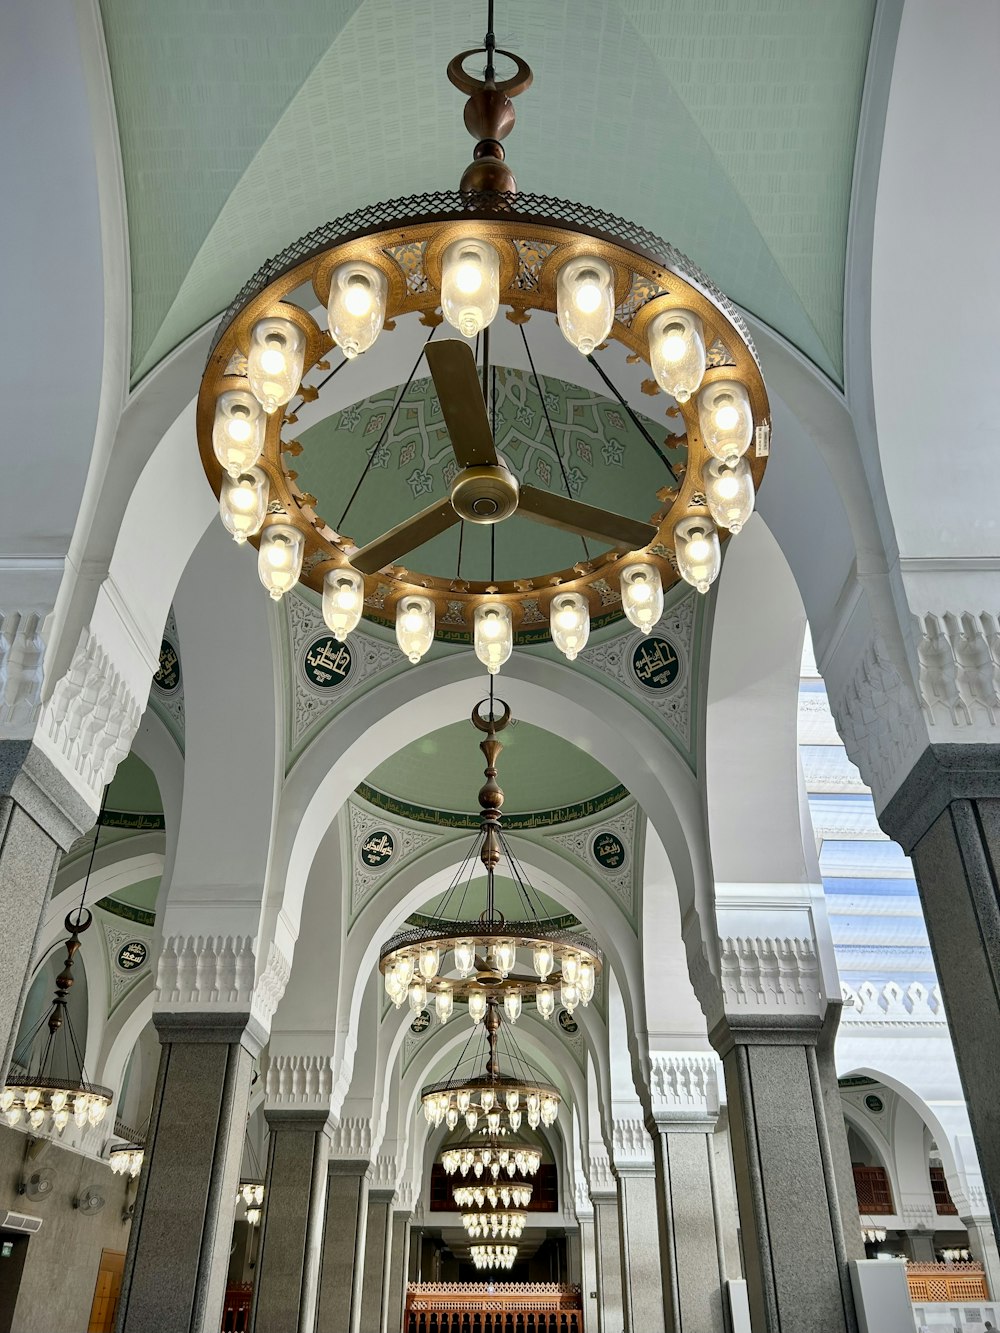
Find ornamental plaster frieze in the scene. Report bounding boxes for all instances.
[153,933,291,1035]
[395,1179,416,1211]
[587,1150,616,1197]
[370,1155,399,1189]
[575,592,697,759]
[917,612,1000,728]
[648,1052,720,1125]
[545,803,638,915]
[718,936,823,1015]
[840,979,945,1024]
[573,1179,594,1221]
[101,915,153,1009]
[348,799,438,916]
[286,591,398,749]
[263,1053,336,1112]
[329,1116,373,1161]
[611,1117,654,1169]
[0,608,47,739]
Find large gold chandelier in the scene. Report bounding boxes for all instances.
[196,5,770,671]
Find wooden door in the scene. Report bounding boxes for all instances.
[87,1249,125,1333]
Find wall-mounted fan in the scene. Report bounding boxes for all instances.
[348,339,657,574]
[19,1167,55,1202]
[73,1185,106,1216]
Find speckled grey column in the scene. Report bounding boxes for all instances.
[649,1121,729,1333]
[713,1015,859,1333]
[880,747,1000,1243]
[593,1192,626,1333]
[386,1211,411,1333]
[579,1216,600,1333]
[358,1188,393,1333]
[316,1159,370,1333]
[0,741,93,1081]
[251,1111,331,1333]
[617,1167,666,1332]
[116,1012,261,1333]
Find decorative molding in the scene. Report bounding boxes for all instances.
[576,594,696,757]
[153,933,290,1034]
[286,593,397,749]
[587,1151,616,1197]
[0,609,47,738]
[917,612,1000,727]
[354,779,630,832]
[840,979,945,1024]
[264,1054,335,1111]
[101,918,153,1008]
[370,1155,398,1189]
[719,937,822,1014]
[348,800,437,915]
[611,1118,653,1168]
[395,1179,416,1211]
[648,1053,719,1124]
[547,803,638,913]
[37,626,142,803]
[573,1178,594,1220]
[329,1116,372,1160]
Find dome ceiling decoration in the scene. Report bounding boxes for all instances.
[197,4,770,667]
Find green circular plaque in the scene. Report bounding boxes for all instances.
[630,637,680,691]
[592,831,626,870]
[116,940,148,972]
[302,634,353,690]
[153,639,180,693]
[360,830,395,867]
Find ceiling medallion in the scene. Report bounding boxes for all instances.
[196,6,770,669]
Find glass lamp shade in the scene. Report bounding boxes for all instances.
[698,380,753,463]
[257,524,305,599]
[212,389,265,477]
[493,940,516,977]
[468,992,487,1024]
[674,516,721,594]
[441,238,501,338]
[578,957,596,1004]
[454,940,476,978]
[322,568,364,638]
[561,953,580,985]
[536,985,555,1020]
[549,592,590,661]
[247,317,306,414]
[556,255,615,354]
[704,457,755,534]
[648,309,706,403]
[533,943,554,980]
[503,988,522,1024]
[561,981,580,1013]
[395,595,435,664]
[327,260,388,358]
[408,978,427,1013]
[620,563,663,634]
[474,602,513,675]
[418,946,441,980]
[219,467,268,544]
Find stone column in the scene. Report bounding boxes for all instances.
[386,1211,411,1333]
[591,1160,626,1333]
[252,1111,331,1333]
[963,1214,1000,1296]
[578,1212,600,1333]
[0,741,94,1080]
[116,1012,262,1333]
[713,1013,860,1333]
[616,1163,666,1333]
[316,1158,370,1333]
[647,1054,733,1333]
[880,754,1000,1239]
[358,1188,394,1333]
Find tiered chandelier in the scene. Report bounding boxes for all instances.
[463,1212,526,1240]
[441,1142,541,1182]
[454,1182,532,1209]
[472,1245,517,1271]
[196,3,769,672]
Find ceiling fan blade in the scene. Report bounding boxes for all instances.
[349,498,460,574]
[517,486,657,551]
[425,339,499,469]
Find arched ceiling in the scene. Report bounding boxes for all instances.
[99,0,875,384]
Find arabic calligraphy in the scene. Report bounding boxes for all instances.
[361,831,395,867]
[153,639,180,693]
[116,941,148,972]
[303,634,353,690]
[592,832,626,870]
[630,637,680,691]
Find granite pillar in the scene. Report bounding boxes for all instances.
[386,1211,411,1333]
[252,1111,331,1333]
[316,1160,370,1333]
[650,1123,729,1333]
[116,1013,261,1333]
[963,1216,1000,1296]
[617,1167,666,1333]
[359,1188,393,1333]
[880,751,1000,1242]
[579,1216,600,1333]
[713,1015,860,1333]
[0,742,93,1081]
[593,1192,626,1333]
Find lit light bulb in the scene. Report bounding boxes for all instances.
[506,1090,520,1113]
[247,317,305,414]
[328,261,388,359]
[620,562,664,635]
[561,953,580,985]
[549,592,590,661]
[704,457,755,535]
[466,1109,479,1132]
[436,986,454,1023]
[556,255,615,355]
[493,940,516,977]
[561,981,580,1013]
[408,978,427,1013]
[454,940,476,977]
[419,946,440,980]
[648,309,706,403]
[441,238,500,338]
[24,1090,40,1112]
[29,1108,44,1131]
[674,516,721,595]
[698,380,753,463]
[474,602,513,675]
[579,958,596,1005]
[257,524,304,599]
[220,467,268,544]
[213,389,265,477]
[0,1090,13,1114]
[395,595,435,664]
[536,985,555,1020]
[503,989,522,1024]
[509,1110,522,1132]
[446,1107,459,1130]
[457,1091,472,1115]
[533,943,554,979]
[322,568,364,638]
[468,991,487,1024]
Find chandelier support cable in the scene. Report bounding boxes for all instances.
[585,351,680,484]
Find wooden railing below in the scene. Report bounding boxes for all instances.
[220,1283,253,1332]
[906,1263,989,1302]
[405,1282,583,1332]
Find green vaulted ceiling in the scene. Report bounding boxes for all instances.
[100,0,875,385]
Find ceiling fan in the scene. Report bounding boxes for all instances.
[347,339,657,576]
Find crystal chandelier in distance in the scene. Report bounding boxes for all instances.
[441,1142,541,1182]
[463,1212,526,1239]
[453,1182,532,1209]
[196,4,770,673]
[471,1245,517,1271]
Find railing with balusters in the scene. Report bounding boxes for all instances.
[906,1262,989,1302]
[404,1282,583,1332]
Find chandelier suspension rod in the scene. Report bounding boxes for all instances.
[484,0,496,81]
[496,828,551,919]
[72,784,108,927]
[337,324,439,529]
[518,324,590,561]
[585,351,680,484]
[427,826,483,922]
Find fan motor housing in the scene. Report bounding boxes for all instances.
[450,465,520,524]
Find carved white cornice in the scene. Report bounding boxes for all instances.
[611,1117,653,1169]
[587,1151,616,1197]
[153,933,290,1035]
[648,1052,720,1125]
[0,609,47,739]
[573,1178,594,1221]
[719,936,823,1015]
[917,612,1000,728]
[840,979,945,1024]
[264,1053,335,1112]
[329,1116,372,1161]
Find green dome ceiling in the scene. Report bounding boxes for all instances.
[99,0,875,385]
[295,365,679,582]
